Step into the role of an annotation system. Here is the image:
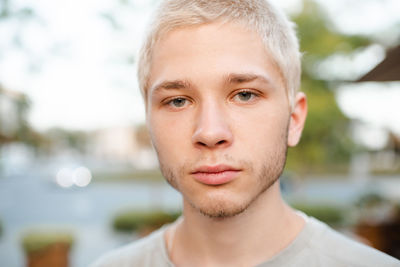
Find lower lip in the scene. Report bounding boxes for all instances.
[192,170,240,185]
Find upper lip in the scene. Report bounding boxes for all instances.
[191,164,241,174]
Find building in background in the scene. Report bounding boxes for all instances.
[90,125,158,170]
[354,44,400,174]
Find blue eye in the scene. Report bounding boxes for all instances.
[238,92,252,101]
[168,97,187,108]
[234,91,257,102]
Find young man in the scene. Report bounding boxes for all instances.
[92,0,400,266]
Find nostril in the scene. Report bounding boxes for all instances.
[197,141,207,147]
[196,140,226,148]
[216,140,226,145]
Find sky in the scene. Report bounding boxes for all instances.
[1,0,399,147]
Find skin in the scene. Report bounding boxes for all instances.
[146,21,308,267]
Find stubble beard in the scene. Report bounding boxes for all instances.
[155,128,289,219]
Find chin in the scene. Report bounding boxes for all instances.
[190,194,251,219]
[198,206,247,219]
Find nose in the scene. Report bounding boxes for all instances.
[192,101,233,149]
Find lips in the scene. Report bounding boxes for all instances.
[191,165,241,185]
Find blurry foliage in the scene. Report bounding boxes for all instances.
[0,0,11,18]
[0,87,42,150]
[286,0,371,175]
[21,230,74,254]
[291,202,346,226]
[295,0,370,60]
[0,3,44,153]
[0,0,35,21]
[0,0,36,51]
[113,210,180,233]
[0,85,87,154]
[356,192,387,208]
[44,128,89,154]
[94,169,164,182]
[354,192,400,228]
[13,93,31,140]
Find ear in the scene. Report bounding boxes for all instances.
[287,92,307,147]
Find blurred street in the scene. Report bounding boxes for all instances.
[0,168,181,267]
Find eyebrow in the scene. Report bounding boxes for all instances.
[149,72,274,96]
[150,80,191,95]
[224,73,273,86]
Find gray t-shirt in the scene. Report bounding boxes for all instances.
[90,214,400,267]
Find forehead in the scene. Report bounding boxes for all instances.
[148,21,283,95]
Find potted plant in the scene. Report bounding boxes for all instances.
[21,229,74,267]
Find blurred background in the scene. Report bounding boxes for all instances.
[0,0,399,266]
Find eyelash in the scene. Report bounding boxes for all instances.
[231,89,260,103]
[164,97,191,109]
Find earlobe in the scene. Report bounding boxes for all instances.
[287,92,307,147]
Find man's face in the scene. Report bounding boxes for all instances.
[146,22,298,218]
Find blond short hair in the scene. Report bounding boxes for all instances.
[138,0,301,107]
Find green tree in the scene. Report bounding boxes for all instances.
[285,0,370,175]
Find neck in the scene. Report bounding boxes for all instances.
[166,182,305,267]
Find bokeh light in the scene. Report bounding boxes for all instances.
[72,166,92,187]
[55,166,92,188]
[55,168,74,188]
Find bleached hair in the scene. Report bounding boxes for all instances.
[137,0,301,107]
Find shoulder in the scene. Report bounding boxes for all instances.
[89,227,171,267]
[305,216,400,267]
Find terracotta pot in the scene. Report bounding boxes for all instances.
[26,242,70,267]
[355,223,385,250]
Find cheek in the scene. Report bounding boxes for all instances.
[230,111,289,170]
[232,107,289,144]
[149,113,192,160]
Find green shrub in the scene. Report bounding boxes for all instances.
[21,230,74,254]
[93,169,164,182]
[113,210,181,233]
[356,192,386,208]
[291,203,345,225]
